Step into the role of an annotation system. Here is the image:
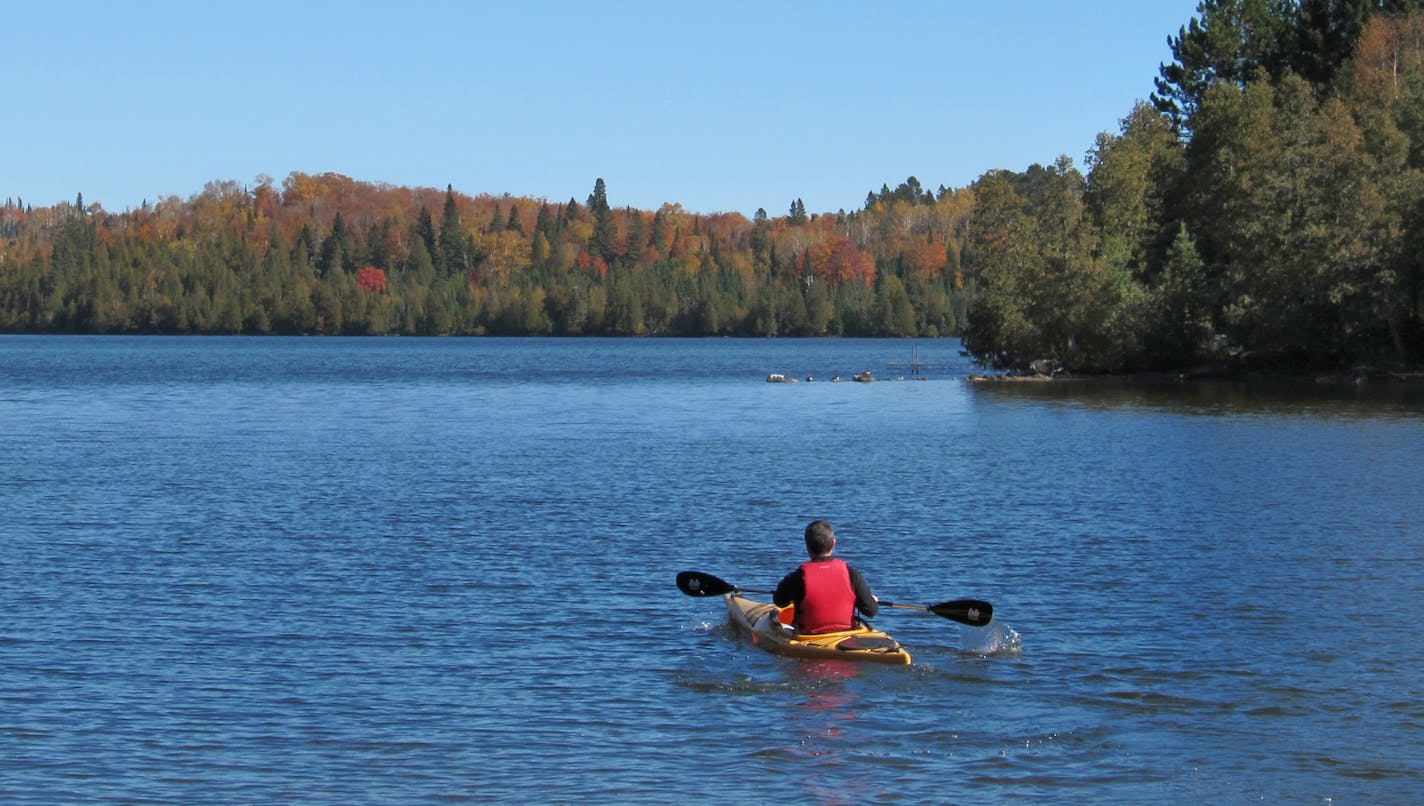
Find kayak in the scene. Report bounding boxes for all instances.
[724,593,912,665]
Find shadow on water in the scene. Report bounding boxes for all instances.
[968,377,1424,418]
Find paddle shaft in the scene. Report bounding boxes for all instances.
[879,600,931,612]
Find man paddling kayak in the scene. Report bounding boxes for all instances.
[773,520,879,634]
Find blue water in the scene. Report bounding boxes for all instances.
[2,336,1422,803]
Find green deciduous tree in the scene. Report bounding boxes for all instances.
[1085,101,1185,279]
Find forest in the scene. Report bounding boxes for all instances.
[2,0,1422,374]
[0,174,969,341]
[965,0,1424,372]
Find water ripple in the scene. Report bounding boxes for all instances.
[3,336,1422,803]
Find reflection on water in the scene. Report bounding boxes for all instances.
[787,667,868,805]
[970,377,1424,418]
[797,675,859,747]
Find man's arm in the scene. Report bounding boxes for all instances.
[773,568,803,607]
[849,567,878,617]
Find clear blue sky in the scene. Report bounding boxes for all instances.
[6,1,1203,217]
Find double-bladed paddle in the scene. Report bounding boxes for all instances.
[675,570,994,627]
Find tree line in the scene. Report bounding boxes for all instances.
[964,0,1424,372]
[3,1,1421,374]
[0,172,971,339]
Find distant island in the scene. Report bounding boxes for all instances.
[2,2,1420,377]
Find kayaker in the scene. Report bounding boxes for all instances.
[773,520,879,634]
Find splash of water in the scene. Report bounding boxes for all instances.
[964,621,1022,655]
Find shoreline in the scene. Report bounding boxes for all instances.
[967,366,1424,386]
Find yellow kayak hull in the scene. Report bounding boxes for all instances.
[724,593,912,666]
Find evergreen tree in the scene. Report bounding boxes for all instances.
[1151,223,1213,364]
[589,178,616,263]
[414,205,437,261]
[789,198,808,225]
[875,275,918,336]
[649,208,669,256]
[805,277,833,336]
[317,212,347,277]
[534,202,554,239]
[624,207,646,262]
[1152,0,1297,132]
[438,186,464,276]
[365,220,390,270]
[750,208,772,270]
[1296,0,1376,88]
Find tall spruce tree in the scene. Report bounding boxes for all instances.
[414,206,437,262]
[588,178,616,264]
[438,186,463,276]
[789,198,808,225]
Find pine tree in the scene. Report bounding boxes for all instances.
[438,186,463,276]
[534,202,554,239]
[1151,223,1213,364]
[1152,0,1296,132]
[317,212,347,277]
[789,198,808,225]
[414,206,436,261]
[624,207,646,261]
[589,178,616,263]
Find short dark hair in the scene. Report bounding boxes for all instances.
[804,520,836,557]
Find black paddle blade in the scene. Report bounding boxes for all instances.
[676,570,737,597]
[930,599,994,627]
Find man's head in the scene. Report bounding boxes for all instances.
[804,520,836,558]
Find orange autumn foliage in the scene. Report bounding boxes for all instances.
[810,236,876,287]
[356,266,387,294]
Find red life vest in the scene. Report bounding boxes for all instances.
[796,558,856,634]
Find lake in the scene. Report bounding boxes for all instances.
[2,335,1421,803]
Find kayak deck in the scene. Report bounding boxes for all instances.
[724,593,911,665]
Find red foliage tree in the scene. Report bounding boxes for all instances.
[357,266,387,294]
[811,236,876,287]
